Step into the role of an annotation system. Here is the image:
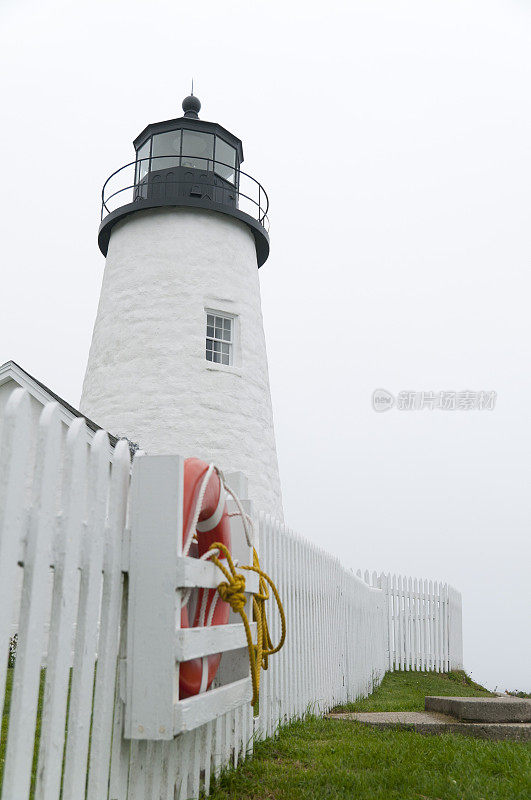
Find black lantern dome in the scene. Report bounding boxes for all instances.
[98,95,269,266]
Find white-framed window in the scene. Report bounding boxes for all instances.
[206,312,233,366]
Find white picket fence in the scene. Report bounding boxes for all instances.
[355,571,463,673]
[257,516,388,739]
[0,391,463,800]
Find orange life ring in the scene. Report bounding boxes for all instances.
[179,457,231,698]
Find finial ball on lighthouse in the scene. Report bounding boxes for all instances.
[182,94,201,118]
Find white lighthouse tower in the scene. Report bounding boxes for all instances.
[80,94,283,518]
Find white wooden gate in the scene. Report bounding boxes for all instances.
[0,389,463,800]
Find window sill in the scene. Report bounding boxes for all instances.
[205,363,242,377]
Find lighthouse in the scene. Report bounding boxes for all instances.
[80,94,283,518]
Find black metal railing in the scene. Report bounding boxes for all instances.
[101,155,270,230]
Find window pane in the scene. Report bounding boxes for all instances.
[136,139,151,181]
[151,131,182,170]
[182,130,214,170]
[214,138,236,184]
[206,312,234,365]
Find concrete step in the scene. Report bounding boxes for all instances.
[425,695,531,723]
[327,710,531,742]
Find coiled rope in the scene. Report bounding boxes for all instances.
[182,464,286,707]
[207,541,286,707]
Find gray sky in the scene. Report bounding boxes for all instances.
[1,0,529,692]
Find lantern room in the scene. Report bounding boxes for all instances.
[98,94,269,266]
[134,95,242,189]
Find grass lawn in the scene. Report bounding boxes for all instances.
[0,668,15,792]
[336,669,495,713]
[210,671,531,800]
[3,669,530,799]
[1,668,45,797]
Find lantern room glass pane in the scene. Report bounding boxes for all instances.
[136,139,151,182]
[151,130,182,170]
[181,130,214,170]
[214,138,236,184]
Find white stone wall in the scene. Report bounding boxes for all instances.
[81,207,283,518]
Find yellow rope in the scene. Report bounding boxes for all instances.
[207,541,286,707]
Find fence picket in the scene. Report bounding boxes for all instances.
[177,731,193,800]
[2,403,61,800]
[203,720,213,795]
[290,531,299,719]
[435,580,441,672]
[443,583,449,671]
[404,576,411,670]
[108,588,131,800]
[164,740,177,800]
[87,439,131,800]
[391,574,397,670]
[438,582,444,672]
[0,389,32,730]
[412,578,418,671]
[63,430,110,800]
[302,536,311,713]
[418,578,424,671]
[35,417,88,800]
[191,727,202,798]
[149,743,164,800]
[399,575,405,670]
[213,715,222,780]
[128,741,147,800]
[429,579,436,671]
[423,578,429,671]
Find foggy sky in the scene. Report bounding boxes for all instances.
[1,0,529,691]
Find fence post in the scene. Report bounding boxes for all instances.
[125,454,184,740]
[448,587,463,670]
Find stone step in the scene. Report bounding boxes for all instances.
[327,710,531,742]
[425,695,531,723]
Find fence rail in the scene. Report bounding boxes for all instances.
[0,391,463,799]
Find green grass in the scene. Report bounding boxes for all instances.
[1,668,46,797]
[0,668,15,792]
[209,672,530,800]
[3,668,530,799]
[335,669,495,713]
